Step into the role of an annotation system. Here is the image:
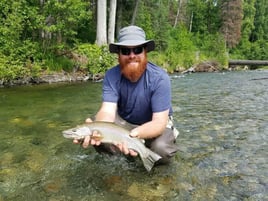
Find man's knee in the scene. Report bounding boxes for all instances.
[148,129,179,164]
[150,141,176,163]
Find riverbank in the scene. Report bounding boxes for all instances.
[0,70,104,87]
[1,60,266,87]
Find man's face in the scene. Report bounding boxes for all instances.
[118,45,147,82]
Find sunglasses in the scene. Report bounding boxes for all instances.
[120,46,144,56]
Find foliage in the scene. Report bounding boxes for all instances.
[187,0,221,34]
[40,0,90,45]
[240,0,256,41]
[0,54,29,82]
[165,26,197,70]
[74,43,117,75]
[136,0,171,51]
[150,25,228,72]
[251,0,267,41]
[44,54,74,72]
[193,33,228,67]
[231,39,268,60]
[230,0,268,60]
[0,1,40,55]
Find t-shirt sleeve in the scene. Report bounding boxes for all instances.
[102,69,119,103]
[151,74,171,113]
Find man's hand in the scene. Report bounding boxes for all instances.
[129,128,139,138]
[116,142,138,157]
[73,118,101,148]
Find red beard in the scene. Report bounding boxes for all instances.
[119,57,147,82]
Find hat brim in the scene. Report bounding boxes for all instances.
[109,40,155,53]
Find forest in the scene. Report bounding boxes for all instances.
[0,0,267,84]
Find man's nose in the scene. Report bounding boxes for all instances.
[129,51,136,57]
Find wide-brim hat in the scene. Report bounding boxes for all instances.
[109,25,155,53]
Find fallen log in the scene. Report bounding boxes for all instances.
[229,60,268,66]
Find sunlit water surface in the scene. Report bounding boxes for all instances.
[0,71,267,201]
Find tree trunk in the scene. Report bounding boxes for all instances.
[116,0,123,34]
[189,11,193,32]
[131,0,140,25]
[173,0,181,28]
[108,0,117,43]
[96,0,107,46]
[220,0,243,48]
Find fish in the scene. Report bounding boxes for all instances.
[62,121,162,171]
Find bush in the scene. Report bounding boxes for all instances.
[193,33,228,69]
[152,26,197,72]
[0,54,30,82]
[44,55,74,72]
[74,43,117,75]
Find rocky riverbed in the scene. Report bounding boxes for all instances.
[0,71,104,87]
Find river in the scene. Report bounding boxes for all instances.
[0,70,267,201]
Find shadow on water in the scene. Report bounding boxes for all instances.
[0,71,268,201]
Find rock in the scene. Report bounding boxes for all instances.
[182,67,195,74]
[194,61,219,72]
[182,61,220,74]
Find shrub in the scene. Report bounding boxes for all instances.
[74,43,117,76]
[0,54,30,82]
[44,55,74,72]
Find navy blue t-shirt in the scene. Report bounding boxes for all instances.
[102,62,172,125]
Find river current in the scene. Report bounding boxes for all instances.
[0,70,267,201]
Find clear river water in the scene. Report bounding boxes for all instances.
[0,70,267,201]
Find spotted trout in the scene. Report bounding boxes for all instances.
[62,121,162,171]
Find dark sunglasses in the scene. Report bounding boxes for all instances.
[120,46,144,56]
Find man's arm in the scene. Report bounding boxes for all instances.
[94,102,117,122]
[130,109,169,139]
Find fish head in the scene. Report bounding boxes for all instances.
[62,125,92,139]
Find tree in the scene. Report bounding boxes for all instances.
[108,0,117,43]
[220,0,243,48]
[40,0,89,47]
[131,0,140,25]
[135,0,171,51]
[187,0,220,34]
[251,0,268,41]
[228,0,254,58]
[174,0,182,28]
[96,0,107,45]
[0,0,41,59]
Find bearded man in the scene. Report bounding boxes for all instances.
[74,25,179,165]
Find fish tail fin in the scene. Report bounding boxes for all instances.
[141,149,162,172]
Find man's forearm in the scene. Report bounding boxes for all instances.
[130,120,166,139]
[95,111,115,122]
[95,102,117,122]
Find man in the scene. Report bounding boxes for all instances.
[74,25,179,164]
